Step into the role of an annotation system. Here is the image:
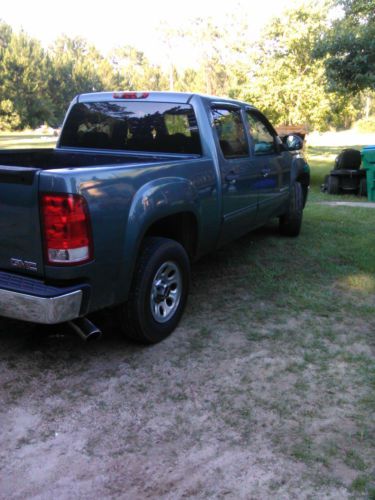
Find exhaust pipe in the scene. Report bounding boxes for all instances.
[68,317,102,342]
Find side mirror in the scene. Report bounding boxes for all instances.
[285,134,304,151]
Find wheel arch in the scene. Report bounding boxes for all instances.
[116,177,201,303]
[291,156,310,207]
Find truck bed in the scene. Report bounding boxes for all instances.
[0,148,187,170]
[0,147,195,282]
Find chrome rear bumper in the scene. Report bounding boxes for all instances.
[0,271,85,324]
[0,288,82,324]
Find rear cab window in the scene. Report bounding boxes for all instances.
[211,107,249,159]
[59,101,202,155]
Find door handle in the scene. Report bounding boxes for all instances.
[261,167,271,177]
[225,172,240,183]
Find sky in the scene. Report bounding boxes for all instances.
[1,0,296,66]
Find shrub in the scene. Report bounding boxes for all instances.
[354,116,375,133]
[0,100,21,131]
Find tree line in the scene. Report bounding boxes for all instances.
[0,0,373,132]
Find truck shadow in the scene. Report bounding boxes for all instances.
[0,222,280,357]
[0,312,143,355]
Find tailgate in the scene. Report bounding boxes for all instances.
[0,166,44,278]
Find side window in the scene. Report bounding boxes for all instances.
[212,108,249,159]
[246,111,276,155]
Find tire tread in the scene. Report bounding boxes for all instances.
[119,237,190,344]
[279,182,303,237]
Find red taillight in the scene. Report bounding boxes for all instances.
[112,91,149,99]
[41,193,93,265]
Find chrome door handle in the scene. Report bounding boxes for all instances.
[261,167,271,177]
[225,172,240,183]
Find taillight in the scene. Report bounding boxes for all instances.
[41,193,93,265]
[112,92,149,99]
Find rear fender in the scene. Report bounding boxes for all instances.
[117,177,200,301]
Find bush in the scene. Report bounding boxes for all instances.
[0,100,21,131]
[354,116,375,133]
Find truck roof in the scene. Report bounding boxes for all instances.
[77,91,253,108]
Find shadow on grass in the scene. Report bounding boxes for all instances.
[0,202,373,358]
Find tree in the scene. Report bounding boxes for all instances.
[315,0,375,93]
[48,36,117,125]
[109,45,168,91]
[0,20,12,49]
[175,13,251,97]
[0,99,21,130]
[0,28,53,129]
[240,2,357,130]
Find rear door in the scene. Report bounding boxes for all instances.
[210,105,262,244]
[245,109,290,222]
[0,167,44,277]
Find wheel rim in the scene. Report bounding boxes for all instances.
[150,261,182,323]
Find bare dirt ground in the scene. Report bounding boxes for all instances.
[0,224,374,499]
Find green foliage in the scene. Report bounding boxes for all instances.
[0,20,12,49]
[48,36,125,125]
[0,26,53,128]
[315,0,375,93]
[354,116,375,132]
[240,2,357,130]
[0,99,21,130]
[0,6,373,132]
[109,45,168,91]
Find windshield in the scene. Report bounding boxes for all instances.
[59,101,202,155]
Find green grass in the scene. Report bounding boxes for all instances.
[350,475,375,497]
[0,131,57,149]
[306,143,365,200]
[0,132,374,497]
[186,138,375,490]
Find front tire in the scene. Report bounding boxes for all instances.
[119,237,190,344]
[279,181,303,237]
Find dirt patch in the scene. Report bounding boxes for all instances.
[0,220,374,499]
[0,303,373,498]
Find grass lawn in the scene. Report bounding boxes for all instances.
[306,143,365,198]
[0,133,374,498]
[185,142,375,495]
[0,131,57,149]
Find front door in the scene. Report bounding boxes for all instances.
[245,109,290,222]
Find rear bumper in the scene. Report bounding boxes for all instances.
[0,271,88,324]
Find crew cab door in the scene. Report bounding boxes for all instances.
[244,109,290,222]
[210,105,261,245]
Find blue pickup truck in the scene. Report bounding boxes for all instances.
[0,91,310,343]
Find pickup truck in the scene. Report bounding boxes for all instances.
[0,91,310,343]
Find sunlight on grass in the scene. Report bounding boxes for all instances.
[0,132,57,149]
[339,273,375,293]
[306,143,368,191]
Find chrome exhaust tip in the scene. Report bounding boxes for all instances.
[68,317,102,342]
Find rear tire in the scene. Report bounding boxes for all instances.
[119,237,190,344]
[359,177,367,197]
[327,175,340,195]
[279,181,303,237]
